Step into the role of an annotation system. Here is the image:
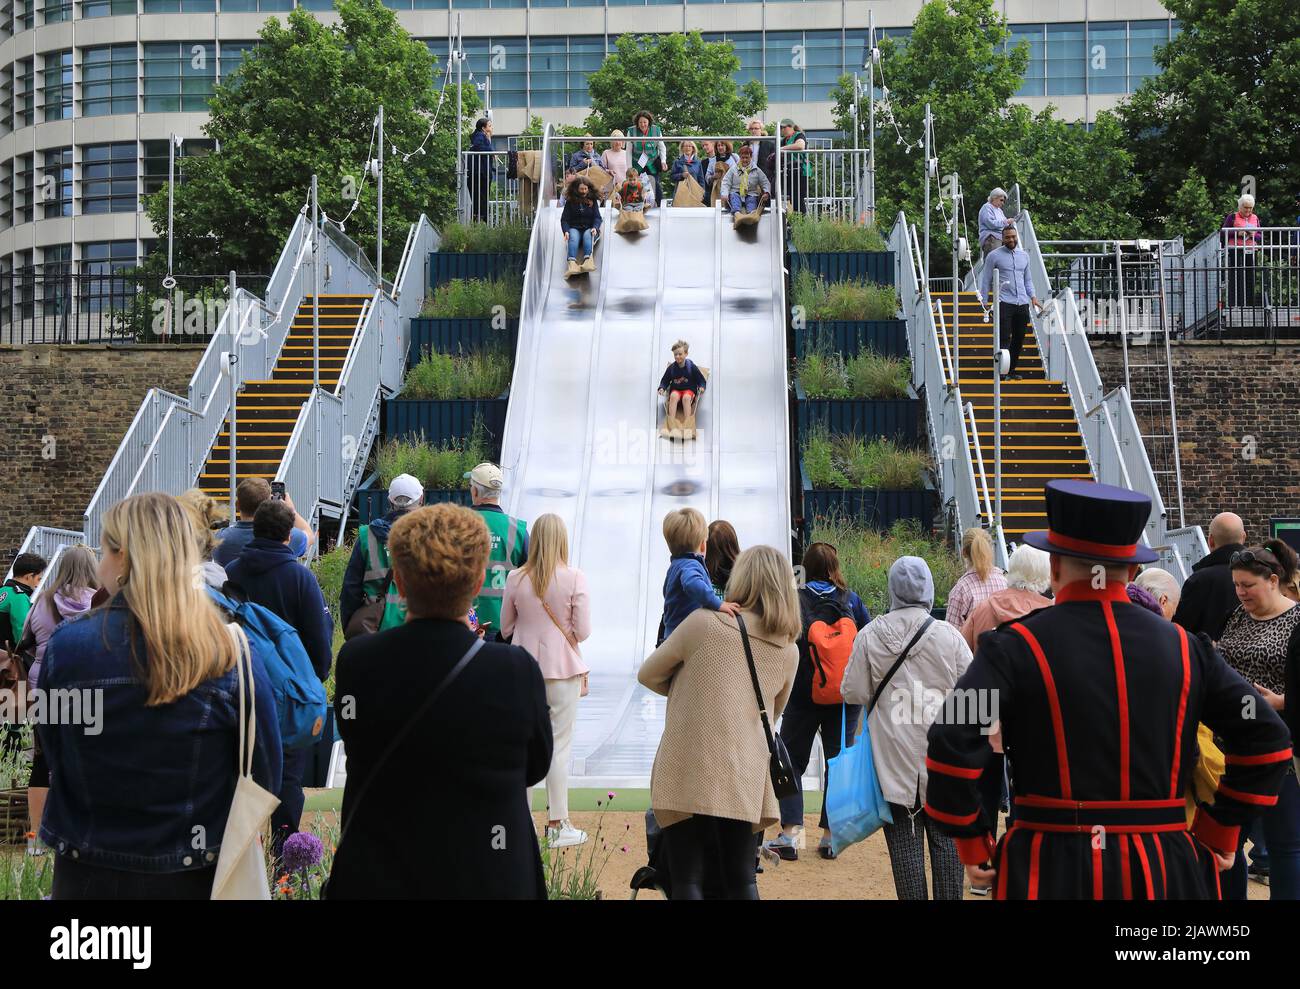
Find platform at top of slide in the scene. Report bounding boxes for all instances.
[499,202,791,785]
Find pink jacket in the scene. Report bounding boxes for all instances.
[501,565,591,680]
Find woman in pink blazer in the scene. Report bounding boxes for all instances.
[501,513,592,848]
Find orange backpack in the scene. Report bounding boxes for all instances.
[799,587,858,705]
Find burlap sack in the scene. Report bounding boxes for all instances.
[673,173,705,208]
[579,163,615,200]
[709,162,730,207]
[516,150,542,214]
[615,206,649,234]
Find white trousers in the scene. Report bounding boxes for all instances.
[544,675,583,822]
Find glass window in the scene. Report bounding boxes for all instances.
[141,137,213,196]
[0,65,11,136]
[41,50,72,121]
[80,0,133,15]
[14,58,33,127]
[0,160,11,229]
[42,0,71,22]
[41,146,72,218]
[380,0,411,8]
[12,152,32,223]
[463,37,526,108]
[765,31,802,103]
[15,0,31,29]
[569,36,604,106]
[1009,24,1045,97]
[701,31,760,89]
[1046,23,1086,97]
[219,41,257,83]
[142,0,212,9]
[143,42,216,112]
[79,240,136,313]
[1087,22,1127,95]
[530,38,566,108]
[40,243,71,317]
[12,249,35,321]
[1128,21,1169,87]
[804,30,841,99]
[80,142,137,213]
[0,2,10,44]
[82,45,137,116]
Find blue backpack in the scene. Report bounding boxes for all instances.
[206,586,328,750]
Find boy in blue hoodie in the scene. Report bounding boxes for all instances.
[658,339,707,427]
[658,507,739,644]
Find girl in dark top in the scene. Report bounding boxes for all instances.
[706,519,741,598]
[560,176,602,277]
[1218,539,1300,901]
[767,541,871,861]
[468,118,494,224]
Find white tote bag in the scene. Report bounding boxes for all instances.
[211,623,280,900]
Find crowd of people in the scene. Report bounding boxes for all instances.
[2,469,1297,901]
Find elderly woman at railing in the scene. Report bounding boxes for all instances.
[978,188,1015,258]
[1221,193,1262,308]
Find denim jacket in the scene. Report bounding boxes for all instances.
[37,596,283,873]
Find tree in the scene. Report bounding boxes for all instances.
[583,33,767,138]
[1118,0,1300,238]
[1164,170,1231,247]
[144,0,479,278]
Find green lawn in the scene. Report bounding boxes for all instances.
[304,787,824,814]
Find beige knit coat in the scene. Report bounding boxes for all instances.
[638,608,799,832]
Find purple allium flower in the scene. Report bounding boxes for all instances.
[607,791,616,800]
[621,845,628,853]
[281,831,324,873]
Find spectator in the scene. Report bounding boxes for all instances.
[705,141,738,206]
[0,553,45,650]
[945,528,1007,631]
[465,462,529,641]
[1127,581,1165,615]
[325,504,552,899]
[705,519,741,598]
[628,110,667,201]
[600,131,630,188]
[561,175,603,277]
[1173,512,1247,641]
[841,556,973,900]
[177,488,229,590]
[698,139,716,192]
[960,544,1051,652]
[213,477,311,567]
[340,474,423,637]
[224,498,334,860]
[670,140,705,190]
[658,507,740,644]
[566,135,598,176]
[1222,194,1262,308]
[501,513,591,849]
[720,144,771,225]
[20,544,98,855]
[743,118,776,183]
[978,187,1015,258]
[639,545,801,899]
[39,493,282,899]
[767,541,871,862]
[468,117,494,224]
[778,119,810,213]
[977,224,1040,380]
[1134,566,1181,620]
[1217,540,1300,901]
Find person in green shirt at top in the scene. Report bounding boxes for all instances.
[628,110,667,205]
[778,118,810,214]
[465,462,529,641]
[1,552,46,649]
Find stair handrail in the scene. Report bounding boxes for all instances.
[966,400,996,527]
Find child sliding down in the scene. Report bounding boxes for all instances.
[613,168,650,234]
[657,340,708,440]
[561,175,602,277]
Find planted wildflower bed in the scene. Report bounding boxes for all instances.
[430,222,529,288]
[799,426,936,534]
[786,214,894,286]
[794,346,919,446]
[353,428,490,523]
[388,345,513,450]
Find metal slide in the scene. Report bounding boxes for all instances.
[499,202,791,785]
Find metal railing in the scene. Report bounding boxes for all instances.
[4,526,84,583]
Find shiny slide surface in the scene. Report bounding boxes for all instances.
[500,203,790,784]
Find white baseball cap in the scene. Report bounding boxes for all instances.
[464,462,504,491]
[388,473,423,506]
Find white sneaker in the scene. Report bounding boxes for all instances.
[546,822,589,848]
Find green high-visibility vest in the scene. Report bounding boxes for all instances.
[472,509,528,631]
[359,523,406,631]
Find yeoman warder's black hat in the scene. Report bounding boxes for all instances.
[1023,479,1158,565]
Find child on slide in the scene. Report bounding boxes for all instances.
[561,175,602,277]
[613,168,650,234]
[657,340,707,429]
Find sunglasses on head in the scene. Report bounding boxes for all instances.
[1231,549,1277,571]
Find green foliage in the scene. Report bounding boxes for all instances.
[438,221,531,254]
[144,0,479,275]
[269,818,339,900]
[788,213,887,253]
[402,346,512,399]
[790,269,898,322]
[1117,0,1300,238]
[310,541,352,619]
[421,273,523,318]
[803,426,929,490]
[808,517,965,613]
[1163,170,1226,247]
[541,794,624,900]
[373,420,489,490]
[798,347,909,399]
[583,32,767,138]
[0,849,53,901]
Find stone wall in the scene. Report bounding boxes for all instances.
[1089,340,1300,539]
[0,344,204,573]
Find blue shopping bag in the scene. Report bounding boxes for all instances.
[825,704,893,856]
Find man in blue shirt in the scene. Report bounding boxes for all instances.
[977,224,1041,380]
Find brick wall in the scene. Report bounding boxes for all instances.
[0,345,204,573]
[1089,340,1300,539]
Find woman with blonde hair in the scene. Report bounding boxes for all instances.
[945,527,1006,630]
[177,487,229,590]
[501,513,592,848]
[640,544,800,899]
[37,492,281,899]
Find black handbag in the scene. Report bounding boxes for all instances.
[736,612,799,800]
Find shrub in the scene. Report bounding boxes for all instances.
[803,426,928,490]
[807,517,965,614]
[421,272,524,318]
[797,349,849,399]
[311,541,351,618]
[790,269,897,322]
[402,346,512,400]
[439,221,531,255]
[372,420,489,491]
[788,213,887,253]
[845,350,910,399]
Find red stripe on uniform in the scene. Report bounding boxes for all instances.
[1120,834,1133,900]
[1153,836,1167,898]
[1028,832,1044,900]
[1103,602,1130,800]
[1047,530,1139,559]
[923,803,980,827]
[1224,748,1294,766]
[1092,840,1104,899]
[1015,795,1182,809]
[926,756,983,780]
[1133,835,1155,900]
[996,829,1012,900]
[1169,626,1190,799]
[1011,622,1072,799]
[1217,784,1280,807]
